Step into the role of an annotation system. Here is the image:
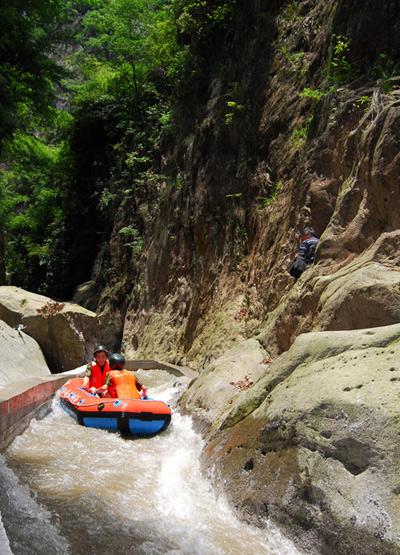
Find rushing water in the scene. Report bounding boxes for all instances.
[0,370,299,555]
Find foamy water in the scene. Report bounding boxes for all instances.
[0,370,300,555]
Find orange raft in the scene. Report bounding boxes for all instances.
[57,378,172,436]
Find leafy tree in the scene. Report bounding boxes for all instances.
[0,114,73,294]
[0,0,185,295]
[0,0,72,145]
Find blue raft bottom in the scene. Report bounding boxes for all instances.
[82,417,166,435]
[61,402,169,436]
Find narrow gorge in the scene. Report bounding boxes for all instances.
[1,1,400,553]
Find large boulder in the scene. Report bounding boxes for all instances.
[184,324,400,554]
[180,338,269,430]
[0,287,99,372]
[0,320,50,387]
[255,231,400,356]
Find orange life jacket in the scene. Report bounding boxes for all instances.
[108,370,141,399]
[89,361,110,389]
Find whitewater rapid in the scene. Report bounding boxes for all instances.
[0,370,300,555]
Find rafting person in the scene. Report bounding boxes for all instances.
[82,345,110,396]
[106,353,148,399]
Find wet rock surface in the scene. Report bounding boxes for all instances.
[0,286,99,372]
[0,320,50,387]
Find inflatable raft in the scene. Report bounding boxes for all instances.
[57,378,172,436]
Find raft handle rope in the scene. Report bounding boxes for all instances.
[61,389,149,408]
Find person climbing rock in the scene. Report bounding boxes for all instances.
[106,353,148,399]
[288,226,319,280]
[299,226,319,265]
[82,345,110,396]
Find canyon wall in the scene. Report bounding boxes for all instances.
[79,2,400,551]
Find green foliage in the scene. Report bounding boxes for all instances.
[291,116,313,149]
[0,0,185,295]
[291,126,308,147]
[98,187,117,211]
[0,120,72,292]
[0,0,74,144]
[279,46,306,75]
[0,0,252,296]
[371,54,400,93]
[224,101,245,125]
[224,81,246,125]
[280,0,303,24]
[355,95,371,110]
[118,225,144,256]
[327,34,352,83]
[175,173,186,191]
[159,110,173,131]
[257,181,284,209]
[67,0,181,109]
[173,0,234,40]
[67,0,184,208]
[299,87,328,101]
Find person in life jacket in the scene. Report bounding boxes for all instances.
[105,353,148,399]
[82,345,110,396]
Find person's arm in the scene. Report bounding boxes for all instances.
[95,373,111,396]
[298,239,308,260]
[93,372,110,395]
[134,369,148,398]
[96,384,109,394]
[82,364,92,390]
[105,373,117,397]
[137,380,148,399]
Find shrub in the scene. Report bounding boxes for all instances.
[355,95,371,110]
[291,123,308,148]
[327,34,352,83]
[224,101,245,125]
[279,46,306,74]
[371,53,400,93]
[257,181,284,209]
[299,87,327,101]
[118,225,144,256]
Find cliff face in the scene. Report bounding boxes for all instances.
[80,1,400,551]
[85,0,400,367]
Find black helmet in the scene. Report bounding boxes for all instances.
[93,345,109,356]
[109,353,125,370]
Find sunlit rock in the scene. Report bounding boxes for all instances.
[0,286,99,372]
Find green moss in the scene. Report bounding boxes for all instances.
[280,0,303,24]
[279,46,306,74]
[299,87,329,101]
[290,117,313,149]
